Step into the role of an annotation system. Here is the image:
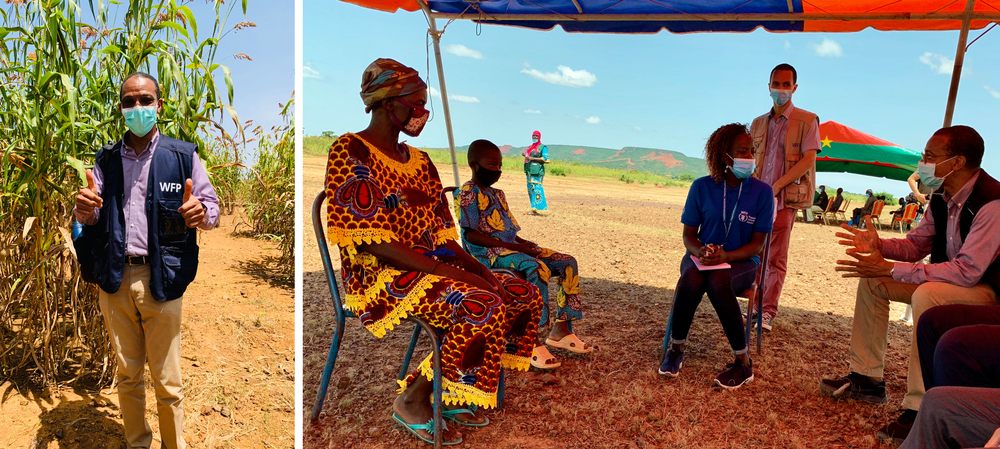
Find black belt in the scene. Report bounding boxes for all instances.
[127,256,149,265]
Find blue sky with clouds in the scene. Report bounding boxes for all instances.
[304,1,1000,195]
[83,1,294,143]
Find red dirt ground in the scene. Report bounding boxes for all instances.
[302,155,913,449]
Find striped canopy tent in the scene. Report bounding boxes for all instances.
[339,0,999,185]
[816,121,921,181]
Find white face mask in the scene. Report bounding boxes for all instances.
[917,156,957,190]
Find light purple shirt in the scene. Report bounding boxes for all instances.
[883,170,1000,287]
[73,130,220,256]
[759,102,822,211]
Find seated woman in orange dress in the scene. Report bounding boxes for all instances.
[325,58,544,445]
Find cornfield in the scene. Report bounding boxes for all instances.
[0,0,251,388]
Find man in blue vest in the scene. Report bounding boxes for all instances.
[825,126,1000,445]
[74,72,219,449]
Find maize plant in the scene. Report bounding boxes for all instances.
[0,0,250,388]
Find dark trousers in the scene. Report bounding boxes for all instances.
[668,255,757,353]
[916,304,1000,391]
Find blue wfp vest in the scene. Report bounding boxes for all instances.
[75,136,200,301]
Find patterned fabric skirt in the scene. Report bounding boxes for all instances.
[350,269,542,409]
[527,174,548,212]
[485,247,583,326]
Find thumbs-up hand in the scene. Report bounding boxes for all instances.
[178,178,205,228]
[76,169,103,216]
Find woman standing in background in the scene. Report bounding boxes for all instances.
[523,130,549,214]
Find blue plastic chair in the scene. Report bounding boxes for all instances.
[661,234,771,362]
[309,191,445,448]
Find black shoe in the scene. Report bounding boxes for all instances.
[876,409,918,445]
[819,372,887,404]
[658,349,683,378]
[714,358,754,390]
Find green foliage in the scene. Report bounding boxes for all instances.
[873,191,896,204]
[320,130,336,138]
[0,0,249,387]
[678,173,696,182]
[304,134,334,157]
[239,98,295,278]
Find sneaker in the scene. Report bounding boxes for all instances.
[714,358,754,390]
[658,349,684,378]
[759,313,773,332]
[876,409,918,445]
[819,372,888,404]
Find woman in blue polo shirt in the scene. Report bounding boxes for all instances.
[658,123,775,390]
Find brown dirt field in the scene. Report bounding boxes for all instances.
[1,213,295,448]
[302,155,913,449]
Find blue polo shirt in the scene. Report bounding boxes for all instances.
[681,175,775,265]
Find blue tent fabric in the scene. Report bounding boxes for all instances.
[426,0,804,34]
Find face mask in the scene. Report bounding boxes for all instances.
[475,166,502,187]
[917,156,957,190]
[123,105,157,137]
[728,156,755,179]
[532,137,539,143]
[388,98,429,137]
[769,89,792,107]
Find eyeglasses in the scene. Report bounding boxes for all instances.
[121,95,157,108]
[395,98,428,118]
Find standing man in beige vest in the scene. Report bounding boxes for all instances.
[750,63,822,332]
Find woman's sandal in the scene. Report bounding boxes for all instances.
[545,334,594,354]
[392,413,463,446]
[531,345,561,370]
[443,404,490,427]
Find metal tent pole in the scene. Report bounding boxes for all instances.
[418,0,461,187]
[943,0,977,127]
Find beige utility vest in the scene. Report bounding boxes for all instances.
[750,107,819,210]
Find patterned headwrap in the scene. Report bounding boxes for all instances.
[360,58,427,113]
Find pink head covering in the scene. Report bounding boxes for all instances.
[524,130,542,162]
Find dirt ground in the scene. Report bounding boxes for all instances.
[301,155,916,449]
[0,213,295,448]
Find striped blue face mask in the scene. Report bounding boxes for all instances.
[123,105,157,137]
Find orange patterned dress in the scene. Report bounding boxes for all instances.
[325,133,542,408]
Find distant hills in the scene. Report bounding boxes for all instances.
[433,144,708,179]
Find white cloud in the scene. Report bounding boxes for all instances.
[634,126,642,131]
[585,116,601,124]
[520,65,597,88]
[429,87,480,103]
[450,94,480,103]
[303,62,322,79]
[524,109,542,114]
[811,38,843,57]
[920,52,954,75]
[784,41,791,50]
[445,44,484,60]
[986,85,1000,99]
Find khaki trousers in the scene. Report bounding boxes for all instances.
[850,276,997,410]
[99,264,185,449]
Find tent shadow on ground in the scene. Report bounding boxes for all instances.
[302,269,915,448]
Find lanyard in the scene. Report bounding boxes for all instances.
[722,181,744,241]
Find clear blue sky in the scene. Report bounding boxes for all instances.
[84,1,294,147]
[305,1,1000,196]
